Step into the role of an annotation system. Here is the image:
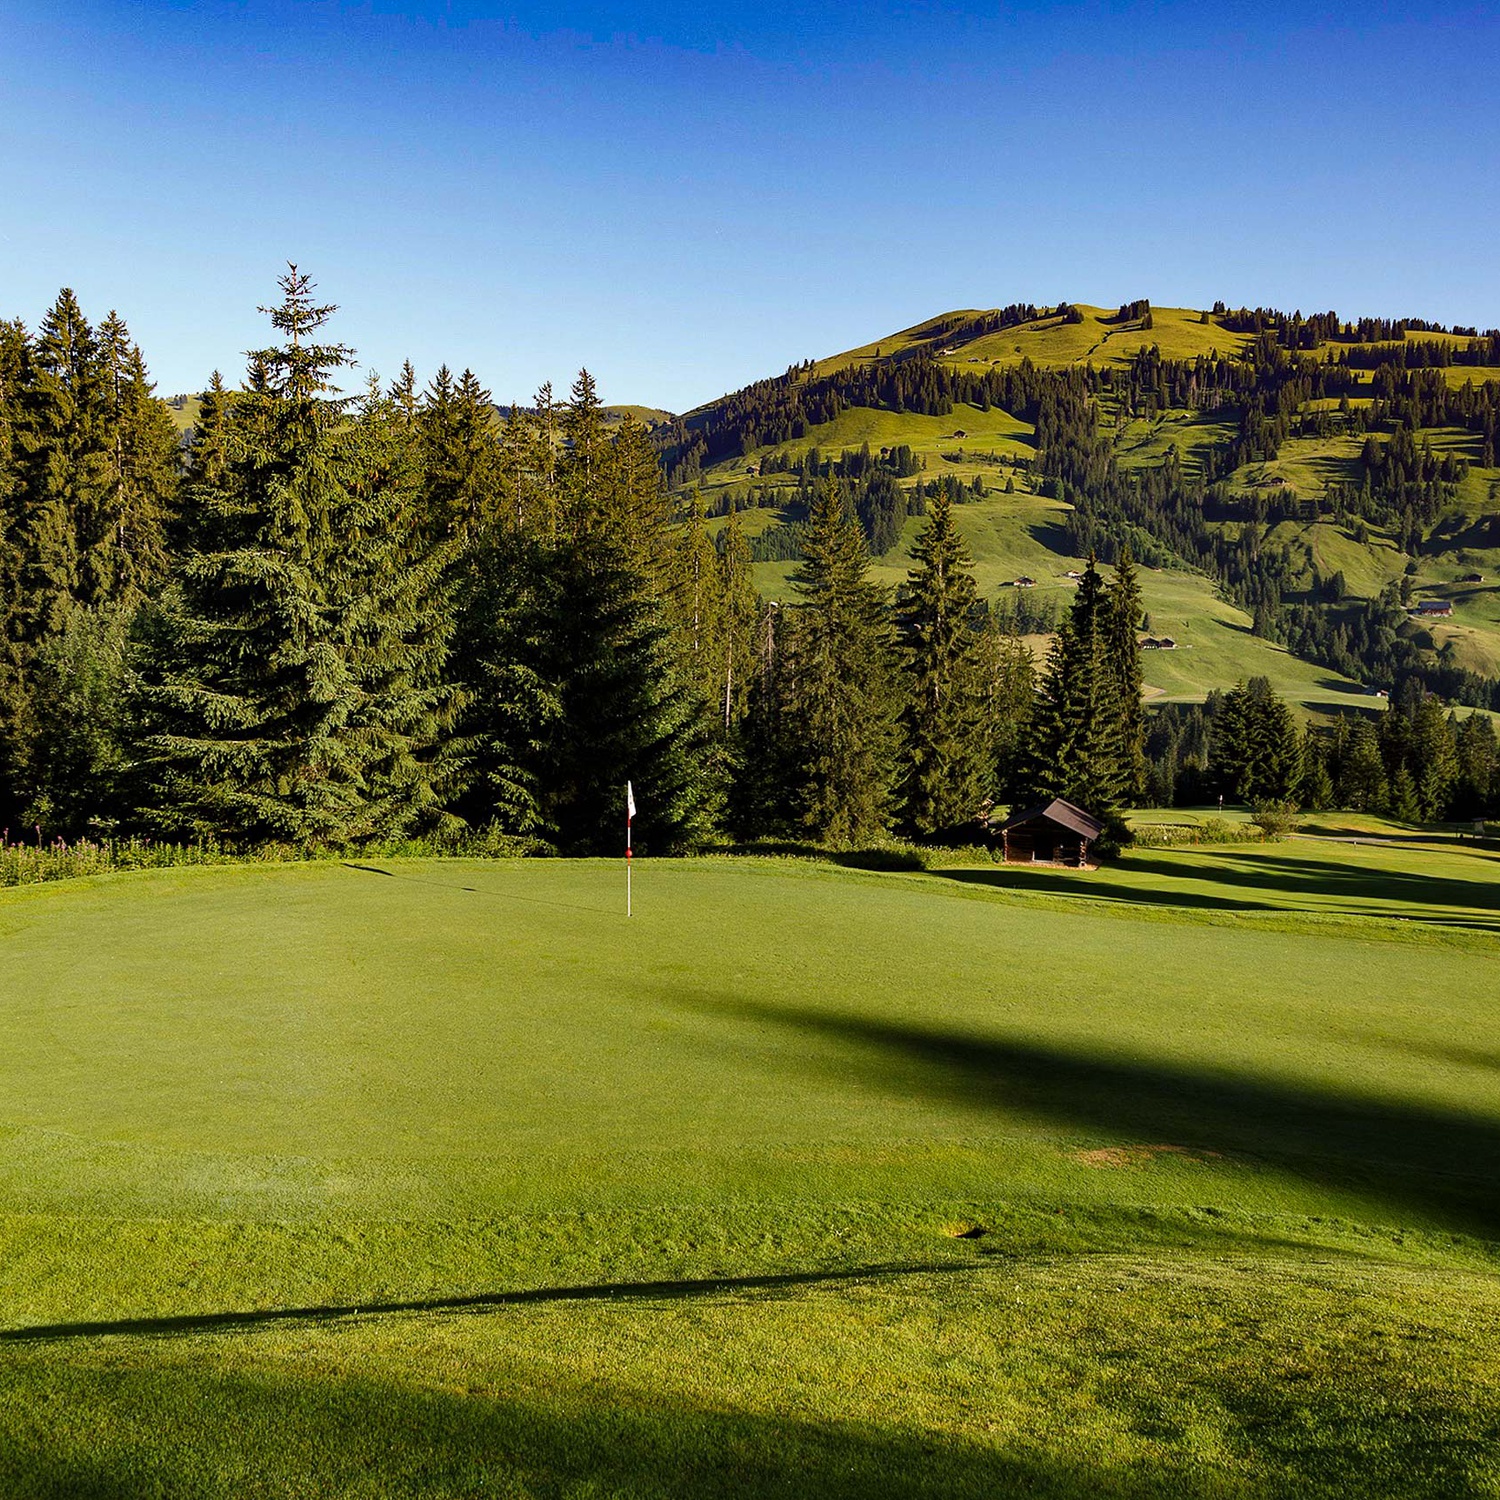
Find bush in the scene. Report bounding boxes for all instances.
[1129,819,1267,848]
[1250,802,1302,841]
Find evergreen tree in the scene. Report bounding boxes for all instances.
[459,532,721,853]
[559,369,608,542]
[715,500,760,732]
[145,267,461,846]
[88,312,176,606]
[784,481,900,843]
[1410,695,1459,819]
[1335,720,1388,811]
[1025,557,1126,813]
[898,488,989,834]
[978,611,1036,800]
[419,366,503,540]
[1454,713,1498,816]
[1295,724,1334,810]
[609,413,675,584]
[1105,546,1147,800]
[11,290,100,646]
[1215,678,1301,803]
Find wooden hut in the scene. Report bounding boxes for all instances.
[995,798,1104,867]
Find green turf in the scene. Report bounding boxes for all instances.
[2,851,1499,1494]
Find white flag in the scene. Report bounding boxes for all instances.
[626,782,636,823]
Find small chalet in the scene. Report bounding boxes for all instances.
[995,798,1104,867]
[1459,572,1485,583]
[1417,599,1454,617]
[1013,575,1037,589]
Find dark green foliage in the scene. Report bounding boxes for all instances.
[898,489,989,834]
[419,366,505,540]
[145,268,462,848]
[1105,548,1147,801]
[783,482,900,843]
[1024,558,1130,815]
[1214,679,1302,804]
[459,533,722,854]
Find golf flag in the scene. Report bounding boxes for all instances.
[625,782,635,917]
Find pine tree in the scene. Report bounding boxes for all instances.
[1454,714,1498,816]
[785,480,900,843]
[1215,678,1301,803]
[978,611,1035,800]
[11,290,100,645]
[559,369,607,542]
[1336,720,1388,811]
[1105,546,1147,800]
[1295,725,1334,810]
[715,500,760,732]
[145,266,461,846]
[419,367,503,540]
[88,313,175,604]
[459,532,721,853]
[608,413,675,584]
[1025,557,1126,813]
[898,487,989,833]
[1409,695,1458,819]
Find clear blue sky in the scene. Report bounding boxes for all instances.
[2,1,1497,412]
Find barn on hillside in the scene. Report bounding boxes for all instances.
[995,799,1104,867]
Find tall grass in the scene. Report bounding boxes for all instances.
[0,827,551,889]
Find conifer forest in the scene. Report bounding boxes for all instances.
[1,271,1495,859]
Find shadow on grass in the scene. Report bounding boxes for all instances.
[340,862,610,917]
[936,848,1500,930]
[693,1000,1500,1243]
[5,1350,1479,1500]
[0,1264,966,1346]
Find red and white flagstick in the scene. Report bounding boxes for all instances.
[625,781,636,917]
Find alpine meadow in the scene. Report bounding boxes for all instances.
[1,151,1500,1498]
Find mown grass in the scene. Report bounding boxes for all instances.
[1,850,1499,1494]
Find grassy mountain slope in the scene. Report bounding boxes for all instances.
[684,302,1500,712]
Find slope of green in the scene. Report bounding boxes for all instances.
[720,493,1374,712]
[2,855,1499,1494]
[813,305,1256,377]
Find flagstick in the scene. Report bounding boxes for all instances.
[626,812,632,918]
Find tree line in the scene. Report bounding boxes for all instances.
[1144,678,1498,820]
[0,273,1159,854]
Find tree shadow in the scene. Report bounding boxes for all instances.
[0,1264,965,1347]
[694,1000,1500,1243]
[340,862,610,917]
[1133,848,1500,923]
[935,850,1500,930]
[4,1348,1479,1500]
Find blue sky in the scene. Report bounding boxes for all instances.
[2,1,1497,411]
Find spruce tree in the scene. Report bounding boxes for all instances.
[145,266,461,846]
[978,610,1035,800]
[88,313,175,604]
[898,487,989,834]
[1105,546,1147,801]
[609,413,676,584]
[716,500,760,732]
[559,369,607,542]
[785,480,900,843]
[1215,678,1301,803]
[1025,557,1126,813]
[419,366,503,540]
[459,532,721,853]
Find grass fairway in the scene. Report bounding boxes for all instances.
[2,852,1499,1496]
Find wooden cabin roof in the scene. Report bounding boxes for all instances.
[996,798,1105,840]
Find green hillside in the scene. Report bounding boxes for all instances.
[672,301,1500,715]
